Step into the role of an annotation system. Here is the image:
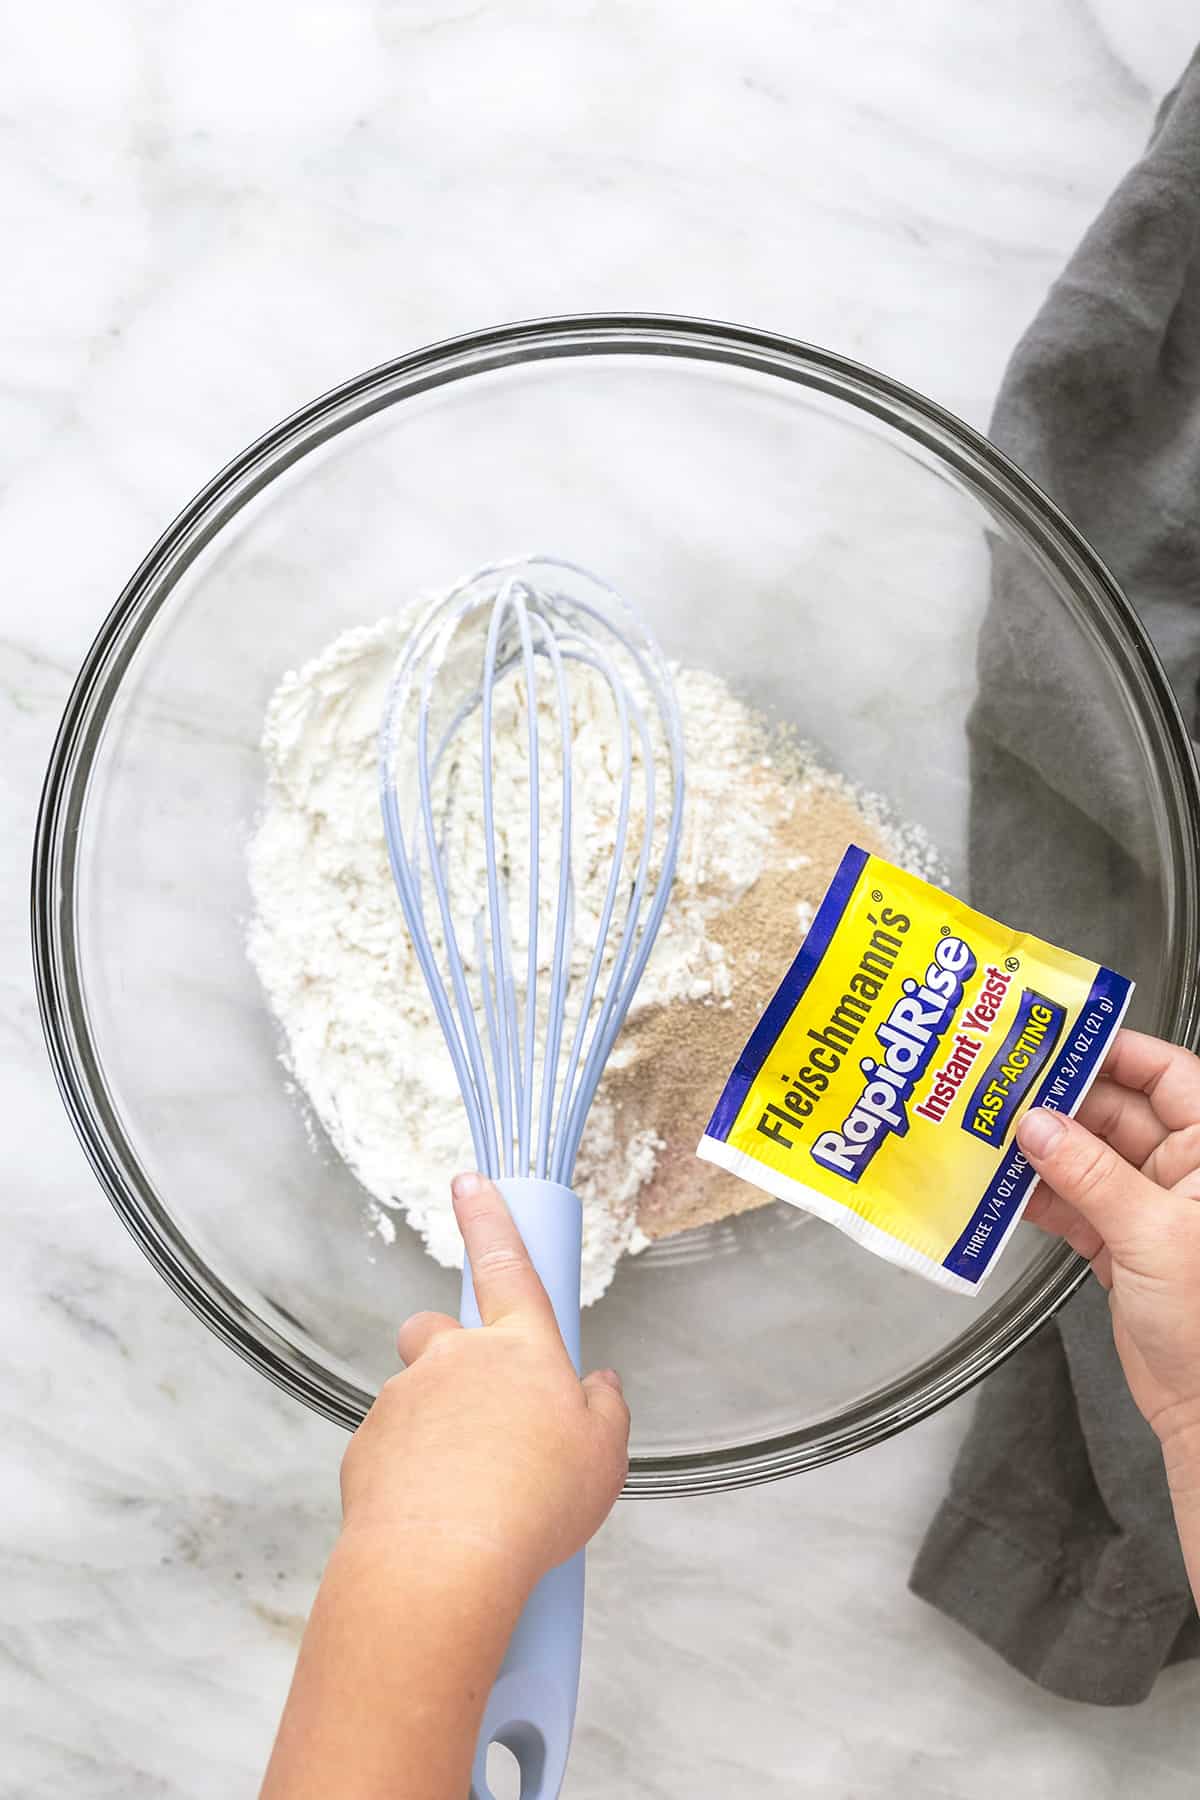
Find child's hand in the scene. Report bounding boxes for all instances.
[265,1179,627,1799]
[340,1172,629,1591]
[1017,1029,1200,1488]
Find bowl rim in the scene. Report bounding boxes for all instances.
[31,310,1200,1496]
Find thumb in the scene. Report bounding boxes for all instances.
[1017,1106,1162,1255]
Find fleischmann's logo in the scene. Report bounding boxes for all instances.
[755,903,912,1152]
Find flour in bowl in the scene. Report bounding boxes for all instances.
[247,610,942,1304]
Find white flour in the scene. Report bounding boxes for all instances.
[247,612,783,1303]
[247,611,942,1303]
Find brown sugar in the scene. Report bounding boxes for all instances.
[613,776,891,1239]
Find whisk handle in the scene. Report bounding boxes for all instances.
[460,1177,584,1800]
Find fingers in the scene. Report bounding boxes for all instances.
[397,1310,460,1366]
[1016,1107,1162,1257]
[1023,1184,1104,1259]
[586,1368,624,1396]
[1101,1030,1200,1134]
[452,1172,558,1336]
[582,1369,631,1481]
[1022,1185,1113,1287]
[1146,1123,1200,1194]
[1077,1076,1167,1170]
[583,1367,628,1427]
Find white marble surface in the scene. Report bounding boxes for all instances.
[4,2,1199,1795]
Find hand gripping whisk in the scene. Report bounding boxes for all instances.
[379,555,684,1800]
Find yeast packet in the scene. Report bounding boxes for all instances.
[697,845,1134,1294]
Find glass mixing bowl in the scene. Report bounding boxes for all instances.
[33,315,1200,1494]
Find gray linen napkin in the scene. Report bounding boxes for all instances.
[909,52,1200,1705]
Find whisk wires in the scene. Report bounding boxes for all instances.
[379,556,684,1190]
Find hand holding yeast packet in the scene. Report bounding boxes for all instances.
[699,845,1132,1293]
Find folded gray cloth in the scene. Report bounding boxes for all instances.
[910,52,1200,1705]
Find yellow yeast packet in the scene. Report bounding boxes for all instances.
[697,845,1134,1294]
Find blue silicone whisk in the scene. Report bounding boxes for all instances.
[379,554,684,1800]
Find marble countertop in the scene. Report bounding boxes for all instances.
[4,3,1199,1794]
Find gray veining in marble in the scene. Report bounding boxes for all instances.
[4,2,1199,1794]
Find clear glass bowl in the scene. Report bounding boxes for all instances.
[33,315,1200,1494]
